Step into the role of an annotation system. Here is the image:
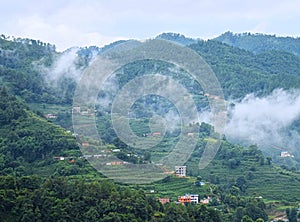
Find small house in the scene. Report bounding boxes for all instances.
[158,198,170,204]
[82,142,89,147]
[112,149,121,152]
[200,196,212,204]
[152,132,161,136]
[280,151,294,158]
[45,114,57,119]
[106,161,128,165]
[72,106,81,113]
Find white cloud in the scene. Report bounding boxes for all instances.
[12,13,126,51]
[226,89,300,149]
[1,0,300,50]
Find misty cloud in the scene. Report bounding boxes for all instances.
[36,46,101,84]
[225,88,300,151]
[46,47,82,81]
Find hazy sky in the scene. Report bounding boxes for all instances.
[1,0,300,51]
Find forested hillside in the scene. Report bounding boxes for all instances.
[0,87,80,175]
[1,32,300,221]
[215,31,300,56]
[0,89,269,222]
[190,40,300,98]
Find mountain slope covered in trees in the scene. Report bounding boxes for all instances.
[1,32,300,221]
[214,31,300,56]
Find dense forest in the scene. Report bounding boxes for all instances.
[0,89,270,221]
[0,176,225,222]
[215,31,300,56]
[1,32,300,221]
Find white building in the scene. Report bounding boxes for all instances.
[175,166,186,177]
[72,106,81,113]
[280,151,294,158]
[190,194,199,204]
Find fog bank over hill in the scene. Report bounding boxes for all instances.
[225,89,300,155]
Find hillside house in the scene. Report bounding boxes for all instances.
[53,156,65,161]
[81,142,89,147]
[178,194,198,204]
[187,133,194,137]
[152,132,161,136]
[158,198,170,204]
[112,149,121,152]
[280,151,294,158]
[106,161,128,165]
[175,166,186,177]
[200,196,212,204]
[81,155,92,159]
[72,106,81,113]
[45,113,57,119]
[93,154,105,158]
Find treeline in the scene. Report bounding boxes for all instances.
[189,39,300,98]
[0,35,76,104]
[215,31,300,56]
[3,32,300,106]
[0,176,223,222]
[0,88,79,174]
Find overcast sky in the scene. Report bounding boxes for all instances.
[1,0,300,51]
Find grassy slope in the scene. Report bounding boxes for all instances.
[191,152,300,202]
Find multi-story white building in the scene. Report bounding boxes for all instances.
[175,166,186,177]
[178,194,199,204]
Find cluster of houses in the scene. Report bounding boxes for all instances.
[53,154,129,166]
[81,154,111,159]
[142,132,195,137]
[45,106,94,120]
[157,166,212,205]
[280,151,294,158]
[45,113,57,119]
[53,156,75,164]
[158,194,212,205]
[204,93,221,101]
[72,106,95,116]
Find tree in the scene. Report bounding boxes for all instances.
[286,208,290,219]
[287,208,297,222]
[236,176,247,192]
[259,157,264,166]
[241,215,254,222]
[245,202,268,221]
[235,207,245,222]
[228,158,240,169]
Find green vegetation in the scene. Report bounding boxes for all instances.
[0,175,226,222]
[2,32,300,221]
[215,31,300,56]
[0,87,80,175]
[189,39,300,98]
[189,142,300,202]
[0,88,270,221]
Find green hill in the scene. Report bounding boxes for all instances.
[0,87,86,176]
[188,39,300,98]
[187,141,300,202]
[2,32,300,221]
[214,31,300,56]
[0,90,226,221]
